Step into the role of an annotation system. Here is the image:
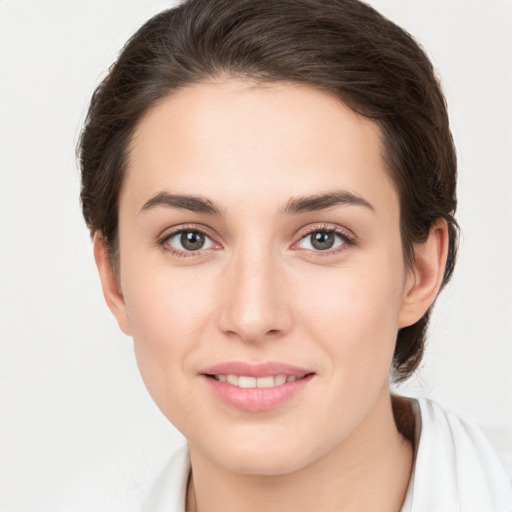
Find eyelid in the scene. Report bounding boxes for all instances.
[157,224,222,256]
[291,223,356,254]
[156,222,356,258]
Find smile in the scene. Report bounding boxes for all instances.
[201,362,315,412]
[209,374,304,388]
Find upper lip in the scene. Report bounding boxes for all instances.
[201,361,314,378]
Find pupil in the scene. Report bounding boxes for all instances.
[181,231,205,250]
[311,231,334,250]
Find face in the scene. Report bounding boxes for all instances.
[112,80,414,474]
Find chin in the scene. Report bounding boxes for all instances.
[193,431,324,476]
[220,452,308,476]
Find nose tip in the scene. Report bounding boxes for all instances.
[217,255,292,343]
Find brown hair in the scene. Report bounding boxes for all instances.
[78,0,458,382]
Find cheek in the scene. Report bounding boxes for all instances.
[298,259,405,374]
[122,257,216,336]
[121,266,216,407]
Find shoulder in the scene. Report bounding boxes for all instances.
[408,396,512,512]
[141,444,190,512]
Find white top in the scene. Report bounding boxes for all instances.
[142,397,512,511]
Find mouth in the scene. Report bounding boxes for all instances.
[200,362,315,412]
[206,373,310,388]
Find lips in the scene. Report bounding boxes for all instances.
[200,362,314,412]
[212,374,300,388]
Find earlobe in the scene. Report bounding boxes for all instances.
[93,232,132,335]
[398,219,449,328]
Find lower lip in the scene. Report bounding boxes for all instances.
[202,375,314,412]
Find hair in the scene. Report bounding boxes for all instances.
[78,0,458,382]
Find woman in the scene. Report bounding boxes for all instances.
[78,0,512,510]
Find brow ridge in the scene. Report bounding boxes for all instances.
[140,192,222,215]
[282,190,374,215]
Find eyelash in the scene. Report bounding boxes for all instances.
[157,225,219,258]
[157,223,356,258]
[294,224,356,256]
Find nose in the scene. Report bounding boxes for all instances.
[217,245,293,344]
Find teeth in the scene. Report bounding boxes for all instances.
[256,376,275,388]
[214,374,301,388]
[238,376,256,388]
[275,375,287,386]
[226,374,239,386]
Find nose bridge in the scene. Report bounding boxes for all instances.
[219,238,290,342]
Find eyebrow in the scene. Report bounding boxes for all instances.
[140,192,223,215]
[282,190,375,215]
[140,189,374,216]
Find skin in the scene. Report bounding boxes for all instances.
[94,80,448,511]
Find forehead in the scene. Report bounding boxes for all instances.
[123,80,397,215]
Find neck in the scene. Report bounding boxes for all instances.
[187,389,413,512]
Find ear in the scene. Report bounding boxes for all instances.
[93,232,132,335]
[398,219,450,328]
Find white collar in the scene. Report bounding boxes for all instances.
[142,397,512,511]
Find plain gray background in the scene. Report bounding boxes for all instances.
[1,0,511,510]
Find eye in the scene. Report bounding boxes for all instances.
[297,230,347,251]
[164,230,217,252]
